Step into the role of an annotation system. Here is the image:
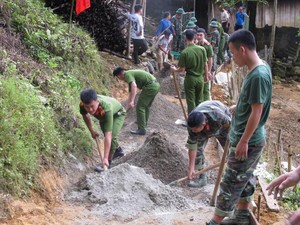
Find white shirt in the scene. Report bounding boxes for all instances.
[157,34,173,52]
[221,10,229,23]
[127,13,144,39]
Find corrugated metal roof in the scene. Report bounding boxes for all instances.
[256,0,300,28]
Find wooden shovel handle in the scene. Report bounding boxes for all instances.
[95,137,108,171]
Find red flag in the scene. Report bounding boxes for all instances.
[76,0,90,15]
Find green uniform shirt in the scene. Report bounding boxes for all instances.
[217,22,225,38]
[229,63,272,146]
[124,70,156,90]
[80,95,123,133]
[199,41,213,58]
[186,101,231,150]
[178,43,208,77]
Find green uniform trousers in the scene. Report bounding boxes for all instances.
[137,82,160,131]
[217,36,225,64]
[184,75,204,114]
[100,108,126,159]
[203,82,210,101]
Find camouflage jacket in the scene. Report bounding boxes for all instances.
[186,101,231,150]
[171,15,183,35]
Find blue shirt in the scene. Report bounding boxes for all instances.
[236,12,245,26]
[155,19,174,36]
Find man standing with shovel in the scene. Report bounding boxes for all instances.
[186,100,231,187]
[171,29,209,114]
[80,89,126,169]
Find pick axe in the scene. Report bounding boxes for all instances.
[95,137,108,171]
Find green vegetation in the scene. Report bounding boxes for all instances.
[0,0,113,195]
[281,185,300,211]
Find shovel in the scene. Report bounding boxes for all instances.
[210,137,230,206]
[94,137,108,172]
[168,162,221,186]
[164,61,188,122]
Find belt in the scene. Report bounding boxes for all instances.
[147,80,158,85]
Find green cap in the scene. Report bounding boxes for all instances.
[210,21,218,28]
[186,21,196,29]
[176,8,185,14]
[190,17,197,23]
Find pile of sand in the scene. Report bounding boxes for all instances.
[66,163,197,220]
[119,132,189,184]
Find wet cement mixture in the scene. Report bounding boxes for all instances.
[117,132,189,184]
[66,163,201,222]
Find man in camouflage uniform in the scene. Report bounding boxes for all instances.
[186,101,231,188]
[211,18,226,65]
[209,21,220,72]
[171,8,184,51]
[197,28,213,101]
[207,30,272,225]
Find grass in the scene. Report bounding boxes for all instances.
[0,0,114,195]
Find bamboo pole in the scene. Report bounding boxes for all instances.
[68,0,75,33]
[269,0,278,65]
[288,145,292,172]
[143,0,146,24]
[274,143,282,175]
[257,194,262,222]
[266,127,271,161]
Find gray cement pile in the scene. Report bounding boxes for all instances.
[66,163,199,220]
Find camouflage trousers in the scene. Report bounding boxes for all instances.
[195,127,228,170]
[215,142,265,217]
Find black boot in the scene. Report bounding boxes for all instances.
[220,209,250,225]
[112,147,124,160]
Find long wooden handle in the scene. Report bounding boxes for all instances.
[95,137,108,171]
[210,138,230,206]
[172,72,188,121]
[169,162,221,186]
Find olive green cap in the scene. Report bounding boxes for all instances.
[186,21,196,29]
[210,21,218,28]
[190,17,197,23]
[176,8,185,14]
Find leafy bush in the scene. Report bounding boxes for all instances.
[0,0,114,195]
[0,77,62,195]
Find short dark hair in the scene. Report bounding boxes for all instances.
[80,89,97,104]
[163,11,171,18]
[164,29,171,36]
[185,29,195,41]
[113,66,124,76]
[211,18,217,22]
[197,28,206,34]
[187,111,205,128]
[134,5,143,13]
[228,29,256,50]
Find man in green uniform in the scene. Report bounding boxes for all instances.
[186,101,231,188]
[171,29,209,114]
[197,28,213,101]
[207,30,272,225]
[212,18,225,65]
[80,89,126,168]
[171,8,184,51]
[209,21,220,72]
[113,67,160,135]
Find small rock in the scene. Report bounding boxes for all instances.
[54,208,63,215]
